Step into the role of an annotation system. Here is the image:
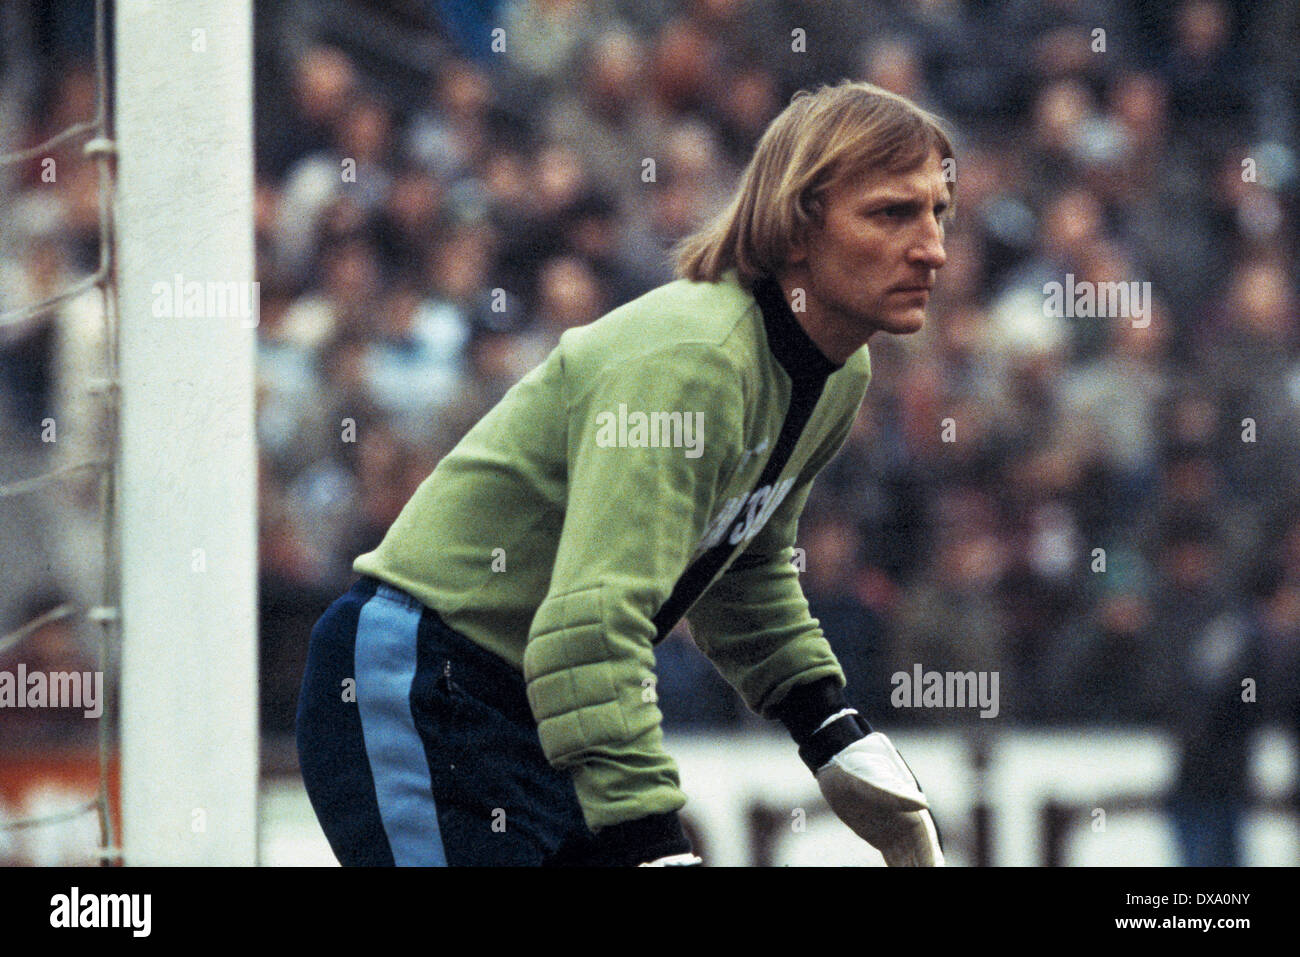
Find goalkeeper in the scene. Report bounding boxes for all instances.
[297,80,952,867]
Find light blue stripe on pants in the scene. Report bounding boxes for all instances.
[354,584,448,865]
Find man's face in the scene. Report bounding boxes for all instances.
[791,151,950,341]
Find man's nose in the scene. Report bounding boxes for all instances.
[909,222,947,270]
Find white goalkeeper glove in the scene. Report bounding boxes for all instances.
[638,853,704,866]
[804,712,945,866]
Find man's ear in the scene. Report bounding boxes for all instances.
[788,188,825,267]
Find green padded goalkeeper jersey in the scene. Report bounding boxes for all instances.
[353,271,871,830]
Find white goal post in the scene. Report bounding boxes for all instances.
[114,0,259,865]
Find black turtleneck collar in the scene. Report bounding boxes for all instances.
[751,275,842,385]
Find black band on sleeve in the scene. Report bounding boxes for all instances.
[596,810,692,865]
[798,712,872,773]
[547,811,692,867]
[770,676,851,746]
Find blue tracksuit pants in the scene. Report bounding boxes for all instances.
[295,575,592,865]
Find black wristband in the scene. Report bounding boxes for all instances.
[799,712,872,773]
[771,676,850,746]
[545,811,692,867]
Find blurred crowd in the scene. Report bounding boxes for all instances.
[3,1,1299,857]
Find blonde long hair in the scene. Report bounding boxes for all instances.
[674,80,955,285]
